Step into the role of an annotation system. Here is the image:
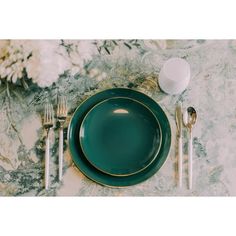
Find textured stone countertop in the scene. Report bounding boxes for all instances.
[0,40,235,196]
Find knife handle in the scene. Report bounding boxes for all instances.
[178,137,183,188]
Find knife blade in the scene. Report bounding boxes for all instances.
[176,101,182,136]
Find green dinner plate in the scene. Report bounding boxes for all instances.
[80,97,162,176]
[68,88,171,187]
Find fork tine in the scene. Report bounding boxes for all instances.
[52,104,55,121]
[63,96,67,115]
[44,102,54,124]
[61,96,64,115]
[50,104,54,123]
[61,97,64,114]
[62,96,66,113]
[61,97,63,114]
[57,97,60,116]
[48,103,51,122]
[48,103,50,122]
[44,103,47,123]
[46,103,49,123]
[57,95,67,117]
[60,96,63,115]
[65,96,67,109]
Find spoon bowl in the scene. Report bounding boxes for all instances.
[183,107,197,130]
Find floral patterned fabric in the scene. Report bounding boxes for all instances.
[0,40,234,196]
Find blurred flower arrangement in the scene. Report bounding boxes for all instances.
[0,40,103,92]
[0,39,167,94]
[0,40,64,88]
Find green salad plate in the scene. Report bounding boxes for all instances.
[68,88,171,187]
[79,97,162,176]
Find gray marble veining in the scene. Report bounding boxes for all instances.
[0,40,235,196]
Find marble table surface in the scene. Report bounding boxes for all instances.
[0,39,235,196]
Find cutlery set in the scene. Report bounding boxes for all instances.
[175,102,197,189]
[41,91,197,189]
[43,95,67,190]
[39,58,196,189]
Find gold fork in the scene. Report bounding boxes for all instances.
[43,102,54,190]
[57,95,68,181]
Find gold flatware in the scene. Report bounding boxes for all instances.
[175,101,183,187]
[43,102,54,190]
[57,95,68,181]
[183,107,197,189]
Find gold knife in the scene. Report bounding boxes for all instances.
[175,101,183,187]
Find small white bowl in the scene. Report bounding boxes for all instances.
[159,57,190,95]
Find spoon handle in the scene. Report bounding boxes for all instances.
[188,131,193,189]
[178,137,183,187]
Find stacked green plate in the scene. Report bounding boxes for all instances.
[80,97,162,176]
[68,88,171,187]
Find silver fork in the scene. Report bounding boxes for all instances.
[43,102,54,190]
[57,95,68,181]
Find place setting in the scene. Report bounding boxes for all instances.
[42,57,197,190]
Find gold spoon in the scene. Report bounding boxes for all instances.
[183,107,197,189]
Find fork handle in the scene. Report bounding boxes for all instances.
[59,128,63,181]
[45,135,50,190]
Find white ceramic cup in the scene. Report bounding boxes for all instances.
[159,57,190,95]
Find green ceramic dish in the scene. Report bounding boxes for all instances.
[68,88,171,187]
[80,97,162,176]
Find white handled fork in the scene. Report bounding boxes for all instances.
[57,95,68,181]
[43,103,54,190]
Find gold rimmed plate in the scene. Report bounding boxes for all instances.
[68,88,171,187]
[79,97,162,176]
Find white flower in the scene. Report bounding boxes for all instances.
[59,40,99,75]
[0,41,28,83]
[76,40,98,62]
[25,40,68,87]
[144,40,167,50]
[88,68,107,82]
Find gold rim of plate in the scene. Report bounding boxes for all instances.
[79,96,163,177]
